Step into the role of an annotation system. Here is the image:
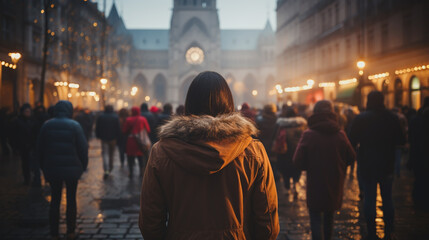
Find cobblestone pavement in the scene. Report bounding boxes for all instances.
[1,139,429,239]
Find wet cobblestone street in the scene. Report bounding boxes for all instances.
[1,139,428,239]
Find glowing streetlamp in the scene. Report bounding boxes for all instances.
[99,78,108,108]
[130,86,138,105]
[357,61,365,76]
[100,78,108,85]
[9,52,21,64]
[252,90,258,96]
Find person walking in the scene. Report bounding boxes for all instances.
[256,103,279,179]
[293,100,355,240]
[349,91,405,240]
[118,108,130,167]
[95,105,121,179]
[36,101,88,240]
[140,103,157,144]
[276,107,307,195]
[139,71,279,240]
[158,103,173,126]
[14,103,36,185]
[123,106,151,179]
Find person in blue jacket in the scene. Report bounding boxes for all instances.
[37,100,88,240]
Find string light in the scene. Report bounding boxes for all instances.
[338,78,357,85]
[395,64,429,75]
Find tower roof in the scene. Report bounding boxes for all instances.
[108,3,127,34]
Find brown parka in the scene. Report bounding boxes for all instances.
[139,113,279,240]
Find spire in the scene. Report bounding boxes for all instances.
[263,20,273,33]
[107,2,120,24]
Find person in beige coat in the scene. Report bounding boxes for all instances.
[139,71,279,240]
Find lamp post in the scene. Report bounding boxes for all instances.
[9,52,21,112]
[100,78,108,108]
[356,60,366,107]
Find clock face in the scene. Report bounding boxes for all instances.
[186,47,204,65]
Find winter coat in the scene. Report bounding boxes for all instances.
[14,116,36,152]
[349,109,405,180]
[123,107,150,156]
[95,111,121,141]
[256,113,278,157]
[139,113,279,240]
[408,107,429,175]
[141,110,158,144]
[36,101,88,182]
[276,116,307,179]
[293,112,355,211]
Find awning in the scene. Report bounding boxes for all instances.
[336,84,358,104]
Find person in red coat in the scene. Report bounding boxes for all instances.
[122,106,151,178]
[293,100,356,240]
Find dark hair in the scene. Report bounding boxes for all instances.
[313,100,333,114]
[185,71,234,116]
[140,103,149,112]
[105,105,114,113]
[163,103,173,115]
[366,91,385,111]
[176,105,185,115]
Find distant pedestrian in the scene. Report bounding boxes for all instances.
[123,106,151,179]
[276,107,307,195]
[32,104,50,187]
[293,100,355,240]
[118,108,130,167]
[158,103,173,126]
[408,97,429,210]
[175,104,185,115]
[36,101,88,240]
[240,102,256,122]
[14,103,36,185]
[0,107,11,156]
[139,71,279,239]
[74,108,93,140]
[140,103,157,144]
[350,91,405,240]
[256,103,279,179]
[95,105,121,179]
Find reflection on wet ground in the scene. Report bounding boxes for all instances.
[0,139,428,239]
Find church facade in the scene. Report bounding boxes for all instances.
[110,0,276,108]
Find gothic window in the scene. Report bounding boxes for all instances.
[202,0,207,8]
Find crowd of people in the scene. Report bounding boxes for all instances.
[0,71,428,240]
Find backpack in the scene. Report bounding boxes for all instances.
[271,127,288,154]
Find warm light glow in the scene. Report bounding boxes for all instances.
[357,61,366,69]
[93,22,98,27]
[88,91,96,97]
[368,72,390,80]
[76,92,80,97]
[307,79,315,86]
[100,78,108,85]
[67,93,72,98]
[41,9,45,14]
[131,86,138,96]
[319,82,336,88]
[8,52,22,64]
[275,84,282,90]
[252,90,258,96]
[359,70,364,76]
[124,102,129,107]
[339,78,358,85]
[101,85,106,90]
[68,83,79,89]
[145,96,150,101]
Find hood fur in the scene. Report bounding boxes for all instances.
[158,112,258,142]
[276,116,307,128]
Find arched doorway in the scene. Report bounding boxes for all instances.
[180,76,194,104]
[394,78,403,107]
[153,74,167,104]
[133,74,148,104]
[409,76,421,110]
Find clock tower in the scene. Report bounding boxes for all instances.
[168,0,221,103]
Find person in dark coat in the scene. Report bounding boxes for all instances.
[158,103,173,126]
[0,107,11,156]
[32,104,50,187]
[349,91,405,240]
[293,100,355,240]
[14,103,36,185]
[123,106,151,178]
[408,96,429,209]
[256,103,279,178]
[118,108,130,167]
[74,108,93,140]
[95,105,121,178]
[140,103,157,144]
[276,107,307,195]
[36,101,88,240]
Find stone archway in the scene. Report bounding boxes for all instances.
[394,78,403,107]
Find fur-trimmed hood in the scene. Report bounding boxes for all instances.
[155,113,259,175]
[276,116,307,128]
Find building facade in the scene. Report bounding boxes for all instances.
[110,0,276,108]
[276,0,429,109]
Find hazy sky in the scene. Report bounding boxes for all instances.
[96,0,277,30]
